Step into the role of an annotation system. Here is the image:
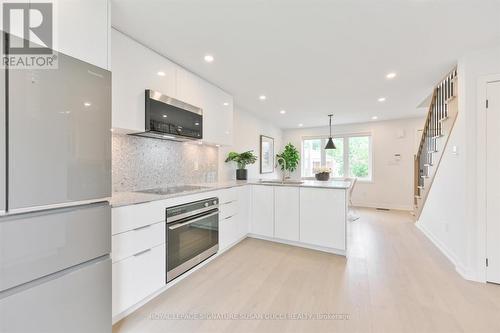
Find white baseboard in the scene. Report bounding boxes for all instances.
[415,221,482,283]
[247,234,346,256]
[353,201,413,211]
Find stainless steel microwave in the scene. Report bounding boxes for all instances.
[133,89,203,141]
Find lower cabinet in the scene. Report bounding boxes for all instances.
[219,214,239,251]
[299,188,346,250]
[250,185,274,237]
[112,243,165,317]
[274,186,300,241]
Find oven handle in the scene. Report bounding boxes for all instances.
[168,211,219,230]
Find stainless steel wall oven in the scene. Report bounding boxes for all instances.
[166,197,219,282]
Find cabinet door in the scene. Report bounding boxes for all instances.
[111,29,177,132]
[274,186,299,241]
[218,216,232,251]
[112,243,165,316]
[251,185,274,237]
[299,188,346,250]
[197,80,233,146]
[55,0,110,69]
[237,186,251,238]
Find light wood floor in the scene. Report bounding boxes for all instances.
[113,208,500,333]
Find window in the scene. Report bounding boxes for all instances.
[301,135,372,181]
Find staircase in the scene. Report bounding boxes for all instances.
[414,68,458,218]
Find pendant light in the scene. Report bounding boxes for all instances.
[325,114,336,150]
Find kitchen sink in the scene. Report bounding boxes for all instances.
[259,180,304,185]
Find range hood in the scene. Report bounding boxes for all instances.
[131,90,203,141]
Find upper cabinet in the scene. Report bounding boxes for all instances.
[55,0,110,70]
[111,29,177,133]
[111,29,234,146]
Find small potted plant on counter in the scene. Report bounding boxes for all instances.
[276,143,300,181]
[225,150,258,180]
[314,166,332,181]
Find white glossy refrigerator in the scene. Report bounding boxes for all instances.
[0,33,112,333]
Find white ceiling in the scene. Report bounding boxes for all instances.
[111,0,500,128]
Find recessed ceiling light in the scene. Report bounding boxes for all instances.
[386,72,397,79]
[259,95,267,101]
[298,123,303,127]
[371,116,378,120]
[162,114,167,118]
[280,110,286,114]
[83,102,91,107]
[204,54,214,63]
[378,97,386,102]
[157,71,166,76]
[194,122,200,126]
[223,102,229,106]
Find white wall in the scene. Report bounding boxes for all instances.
[282,117,425,210]
[417,46,500,282]
[219,108,283,181]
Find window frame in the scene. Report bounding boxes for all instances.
[301,132,373,183]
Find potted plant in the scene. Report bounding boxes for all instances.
[313,167,332,181]
[276,143,300,181]
[225,150,258,180]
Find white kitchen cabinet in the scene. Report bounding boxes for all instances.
[112,243,165,317]
[299,188,346,250]
[219,214,239,251]
[111,29,177,132]
[197,80,233,146]
[111,30,234,145]
[112,221,165,263]
[237,185,251,238]
[55,0,110,69]
[251,185,274,237]
[274,186,300,241]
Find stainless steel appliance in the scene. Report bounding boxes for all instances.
[0,33,111,333]
[133,89,203,141]
[166,197,219,282]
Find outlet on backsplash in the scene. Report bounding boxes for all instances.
[112,134,219,192]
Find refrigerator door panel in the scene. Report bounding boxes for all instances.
[0,257,111,333]
[0,203,110,292]
[0,65,4,214]
[8,52,111,210]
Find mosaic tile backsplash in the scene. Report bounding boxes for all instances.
[112,133,218,192]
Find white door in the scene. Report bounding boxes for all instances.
[486,80,500,284]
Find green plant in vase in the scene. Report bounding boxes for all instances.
[276,143,300,181]
[225,150,258,180]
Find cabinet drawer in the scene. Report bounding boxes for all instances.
[112,201,166,235]
[219,200,238,219]
[112,243,165,316]
[0,203,110,292]
[112,222,165,263]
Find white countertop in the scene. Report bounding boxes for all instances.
[110,179,350,208]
